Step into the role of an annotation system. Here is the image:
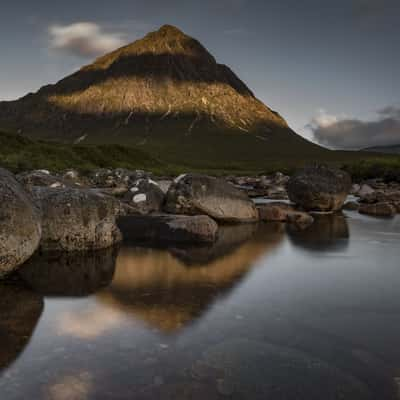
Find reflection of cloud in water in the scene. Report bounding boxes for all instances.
[287,214,349,252]
[97,223,284,333]
[57,307,124,339]
[45,371,93,400]
[0,283,43,373]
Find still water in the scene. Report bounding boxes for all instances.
[1,211,400,399]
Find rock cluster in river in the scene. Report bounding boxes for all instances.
[3,164,397,279]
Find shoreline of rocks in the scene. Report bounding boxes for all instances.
[1,165,399,279]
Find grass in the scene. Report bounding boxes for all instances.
[1,130,399,181]
[0,131,167,174]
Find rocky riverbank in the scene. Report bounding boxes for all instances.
[1,165,399,279]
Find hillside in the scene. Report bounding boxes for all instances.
[0,131,165,174]
[363,144,400,155]
[0,25,331,170]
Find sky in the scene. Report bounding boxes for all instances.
[1,0,399,148]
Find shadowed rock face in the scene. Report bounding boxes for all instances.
[18,247,118,297]
[0,282,44,373]
[287,213,349,252]
[97,223,284,332]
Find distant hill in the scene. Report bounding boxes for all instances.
[362,144,400,155]
[0,24,333,170]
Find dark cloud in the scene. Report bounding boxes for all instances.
[309,107,400,149]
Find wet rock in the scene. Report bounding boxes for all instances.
[286,211,314,230]
[156,180,172,194]
[117,214,218,244]
[343,201,360,211]
[16,169,67,190]
[358,184,375,198]
[350,184,361,195]
[288,166,352,212]
[359,202,397,217]
[257,202,294,221]
[31,187,122,251]
[18,247,118,296]
[122,178,165,215]
[0,282,44,372]
[88,168,150,188]
[165,174,258,222]
[257,202,313,229]
[0,168,42,278]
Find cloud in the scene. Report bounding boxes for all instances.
[49,22,126,58]
[57,307,124,339]
[308,107,400,149]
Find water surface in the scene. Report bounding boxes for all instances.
[1,211,400,399]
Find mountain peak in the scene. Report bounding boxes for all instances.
[88,24,214,70]
[156,24,186,37]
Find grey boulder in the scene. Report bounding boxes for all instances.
[165,174,258,223]
[288,166,352,212]
[0,168,41,278]
[31,187,122,251]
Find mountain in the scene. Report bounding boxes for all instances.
[0,24,332,170]
[363,144,400,155]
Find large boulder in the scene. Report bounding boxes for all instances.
[31,187,122,251]
[165,174,258,222]
[288,166,352,212]
[122,178,165,215]
[117,214,218,244]
[0,168,41,278]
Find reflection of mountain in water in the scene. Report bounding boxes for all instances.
[287,214,349,252]
[18,247,118,297]
[97,223,284,333]
[0,282,43,373]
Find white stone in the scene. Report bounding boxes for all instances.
[133,193,147,203]
[174,174,187,184]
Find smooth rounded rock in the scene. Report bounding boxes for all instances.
[288,166,352,212]
[165,174,258,223]
[0,168,41,278]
